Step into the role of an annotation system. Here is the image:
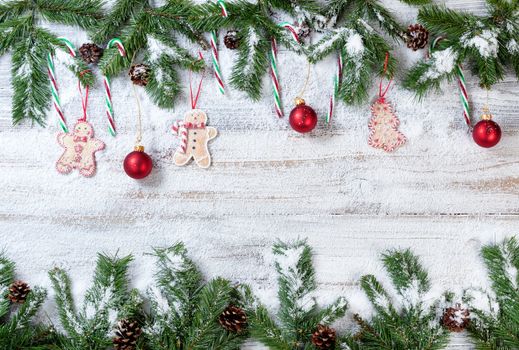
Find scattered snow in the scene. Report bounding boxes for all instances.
[274,245,304,276]
[507,39,519,54]
[419,48,458,82]
[147,35,181,62]
[400,279,422,307]
[243,27,260,77]
[345,33,364,59]
[148,286,171,316]
[461,29,499,58]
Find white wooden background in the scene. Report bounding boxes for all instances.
[0,0,517,348]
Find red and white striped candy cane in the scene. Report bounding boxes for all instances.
[327,50,344,123]
[268,23,301,118]
[171,121,206,153]
[47,37,78,133]
[103,38,127,136]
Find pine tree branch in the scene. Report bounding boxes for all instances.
[417,5,477,39]
[0,0,30,23]
[382,249,430,295]
[0,254,15,319]
[186,278,234,349]
[248,305,292,350]
[35,0,103,29]
[230,26,269,100]
[49,268,82,339]
[92,0,147,43]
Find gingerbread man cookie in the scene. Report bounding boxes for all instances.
[56,120,105,177]
[171,109,217,168]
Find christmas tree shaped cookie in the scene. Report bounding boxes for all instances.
[368,99,407,152]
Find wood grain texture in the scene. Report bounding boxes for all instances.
[0,1,517,348]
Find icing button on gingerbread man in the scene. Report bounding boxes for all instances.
[56,120,105,177]
[171,109,217,168]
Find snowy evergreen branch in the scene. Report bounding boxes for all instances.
[49,253,138,350]
[144,242,247,349]
[405,1,519,94]
[0,0,99,126]
[192,0,318,100]
[354,249,449,349]
[98,0,205,109]
[249,239,349,349]
[308,0,418,105]
[465,237,519,349]
[0,253,50,350]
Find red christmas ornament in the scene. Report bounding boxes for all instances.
[289,98,318,133]
[124,146,153,179]
[472,109,501,148]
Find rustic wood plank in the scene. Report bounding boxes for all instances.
[0,1,514,349]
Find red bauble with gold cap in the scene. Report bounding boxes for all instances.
[289,97,318,133]
[472,108,501,148]
[124,145,153,179]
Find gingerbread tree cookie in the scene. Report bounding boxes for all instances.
[171,109,217,168]
[368,99,407,152]
[56,120,105,177]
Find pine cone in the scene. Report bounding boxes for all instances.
[311,324,336,349]
[405,24,429,51]
[79,43,104,64]
[129,64,151,87]
[296,21,312,39]
[7,281,31,304]
[442,304,470,332]
[218,305,248,333]
[113,319,142,350]
[224,30,240,50]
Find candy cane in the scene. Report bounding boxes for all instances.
[279,22,300,43]
[210,0,228,96]
[267,24,301,118]
[47,37,78,133]
[216,0,228,17]
[456,64,471,127]
[327,50,344,123]
[430,37,471,128]
[269,38,283,117]
[103,38,127,136]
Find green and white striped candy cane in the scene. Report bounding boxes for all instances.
[430,37,472,128]
[210,0,228,95]
[103,38,127,136]
[47,37,78,133]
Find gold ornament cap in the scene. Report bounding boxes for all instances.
[295,97,306,106]
[481,106,493,121]
[134,145,145,152]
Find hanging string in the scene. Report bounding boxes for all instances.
[77,70,91,121]
[190,52,206,109]
[297,60,312,98]
[378,52,392,100]
[131,83,143,146]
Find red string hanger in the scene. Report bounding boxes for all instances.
[189,52,206,110]
[378,52,393,102]
[77,70,90,121]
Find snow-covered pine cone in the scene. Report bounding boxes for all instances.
[442,304,470,332]
[311,324,337,349]
[296,21,312,39]
[7,280,31,303]
[405,24,429,51]
[113,319,142,350]
[218,305,248,333]
[129,64,151,87]
[224,30,240,50]
[79,43,104,64]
